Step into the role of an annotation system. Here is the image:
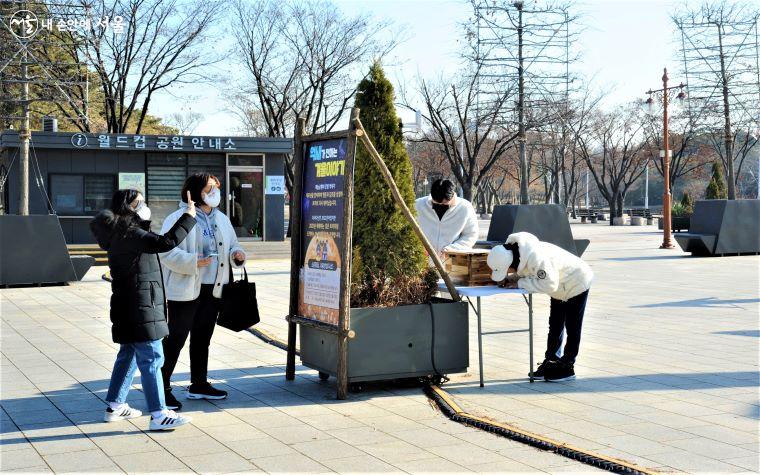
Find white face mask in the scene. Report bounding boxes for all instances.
[133,202,151,221]
[203,187,221,208]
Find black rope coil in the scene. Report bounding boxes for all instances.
[423,385,652,475]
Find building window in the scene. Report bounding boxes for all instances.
[50,173,116,215]
[228,154,263,167]
[84,175,115,213]
[146,153,226,227]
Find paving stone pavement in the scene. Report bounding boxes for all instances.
[1,223,757,473]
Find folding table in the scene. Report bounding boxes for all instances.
[438,283,536,386]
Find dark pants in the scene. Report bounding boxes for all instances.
[546,289,589,364]
[162,284,220,387]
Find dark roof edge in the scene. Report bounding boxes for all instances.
[1,130,293,153]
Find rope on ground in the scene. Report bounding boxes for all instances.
[244,325,658,475]
[424,384,659,475]
[246,326,297,355]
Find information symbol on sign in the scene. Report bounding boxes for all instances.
[71,133,88,148]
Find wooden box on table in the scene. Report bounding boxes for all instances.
[443,249,493,286]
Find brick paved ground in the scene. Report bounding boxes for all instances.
[1,223,757,473]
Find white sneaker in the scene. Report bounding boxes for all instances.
[104,405,142,422]
[149,410,192,431]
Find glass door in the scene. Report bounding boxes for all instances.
[228,169,264,239]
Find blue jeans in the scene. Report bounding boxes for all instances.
[106,339,166,413]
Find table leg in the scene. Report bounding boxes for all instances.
[477,296,484,388]
[528,293,534,383]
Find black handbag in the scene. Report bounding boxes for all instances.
[217,267,260,332]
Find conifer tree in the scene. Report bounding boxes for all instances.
[705,162,727,200]
[680,191,693,214]
[350,62,428,305]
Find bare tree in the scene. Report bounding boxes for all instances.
[674,1,760,198]
[229,0,401,234]
[406,137,447,197]
[227,94,270,137]
[1,2,92,132]
[470,0,581,204]
[704,127,759,197]
[576,105,648,223]
[57,0,219,134]
[408,62,520,209]
[166,110,203,135]
[642,108,714,192]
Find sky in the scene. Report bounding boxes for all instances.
[154,0,701,136]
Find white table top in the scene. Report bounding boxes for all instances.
[437,282,530,297]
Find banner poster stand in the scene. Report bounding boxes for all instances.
[286,108,359,400]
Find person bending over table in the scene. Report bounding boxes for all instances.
[487,232,593,382]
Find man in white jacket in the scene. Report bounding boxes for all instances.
[415,179,479,260]
[487,232,593,382]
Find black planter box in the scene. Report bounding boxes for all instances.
[300,298,469,383]
[0,215,79,286]
[658,216,690,232]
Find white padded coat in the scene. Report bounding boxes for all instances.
[159,204,245,301]
[414,196,479,256]
[507,232,593,301]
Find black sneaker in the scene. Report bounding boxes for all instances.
[544,361,576,382]
[529,359,558,379]
[186,383,227,400]
[164,388,182,411]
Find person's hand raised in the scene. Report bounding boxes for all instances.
[185,191,196,218]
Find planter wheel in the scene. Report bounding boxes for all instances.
[318,372,330,381]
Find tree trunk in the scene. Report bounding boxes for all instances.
[717,24,736,200]
[462,181,474,202]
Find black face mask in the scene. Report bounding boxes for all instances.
[432,203,450,220]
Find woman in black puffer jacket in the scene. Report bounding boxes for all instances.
[90,189,196,431]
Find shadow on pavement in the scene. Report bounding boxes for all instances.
[443,371,760,395]
[1,365,429,447]
[713,329,760,337]
[603,255,689,261]
[632,297,760,308]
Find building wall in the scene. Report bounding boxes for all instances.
[1,131,291,244]
[2,148,146,243]
[265,153,286,241]
[1,146,287,244]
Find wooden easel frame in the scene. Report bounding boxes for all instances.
[286,109,359,399]
[286,107,459,400]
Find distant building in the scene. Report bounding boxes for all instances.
[0,130,292,243]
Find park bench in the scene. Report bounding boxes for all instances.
[674,199,760,256]
[576,208,598,223]
[628,208,654,225]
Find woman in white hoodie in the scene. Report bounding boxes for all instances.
[159,173,246,410]
[487,232,593,382]
[414,179,479,260]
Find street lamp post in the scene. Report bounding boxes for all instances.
[644,161,649,210]
[646,68,685,250]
